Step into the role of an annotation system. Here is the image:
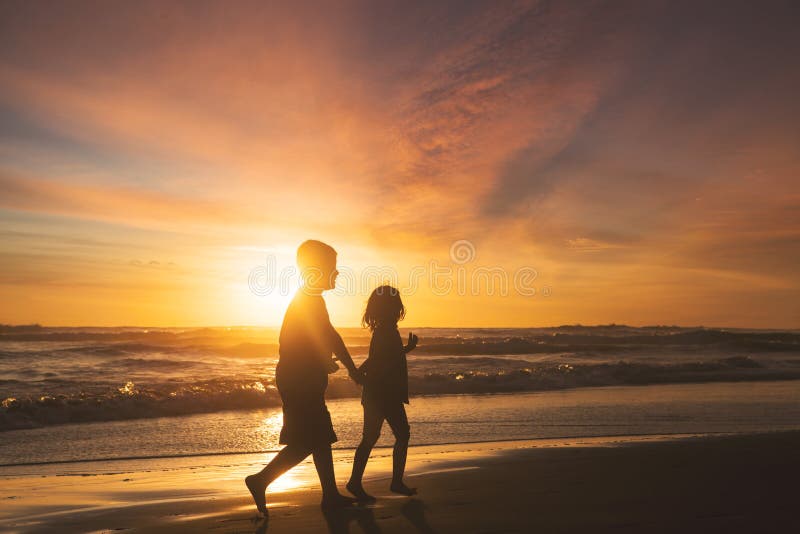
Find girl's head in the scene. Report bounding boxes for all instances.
[362,285,406,331]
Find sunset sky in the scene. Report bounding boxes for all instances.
[1,0,798,328]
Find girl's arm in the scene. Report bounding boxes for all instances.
[358,337,375,374]
[403,332,418,354]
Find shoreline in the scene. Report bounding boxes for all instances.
[4,379,800,471]
[0,430,759,470]
[4,375,800,435]
[2,430,799,532]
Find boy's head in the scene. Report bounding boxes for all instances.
[297,240,338,291]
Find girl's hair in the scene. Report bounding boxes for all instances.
[362,285,406,331]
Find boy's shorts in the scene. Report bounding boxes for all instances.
[276,366,337,448]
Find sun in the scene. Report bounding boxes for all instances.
[227,247,300,326]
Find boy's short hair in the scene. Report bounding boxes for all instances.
[296,240,337,271]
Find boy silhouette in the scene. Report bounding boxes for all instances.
[246,240,364,516]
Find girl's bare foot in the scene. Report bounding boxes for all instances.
[321,492,358,509]
[389,481,417,496]
[245,475,268,516]
[346,480,377,503]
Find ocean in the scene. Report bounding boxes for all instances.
[1,325,799,469]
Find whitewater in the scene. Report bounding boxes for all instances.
[1,325,799,467]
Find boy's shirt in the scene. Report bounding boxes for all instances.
[278,291,336,378]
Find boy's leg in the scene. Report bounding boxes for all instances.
[312,443,358,507]
[385,404,416,495]
[246,444,311,515]
[347,404,384,500]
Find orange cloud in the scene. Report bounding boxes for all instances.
[0,1,798,327]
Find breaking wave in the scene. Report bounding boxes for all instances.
[2,325,799,431]
[3,355,799,431]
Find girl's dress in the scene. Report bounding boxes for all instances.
[360,324,410,438]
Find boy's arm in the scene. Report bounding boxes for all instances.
[329,330,364,383]
[317,297,363,383]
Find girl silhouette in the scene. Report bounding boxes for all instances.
[347,285,418,501]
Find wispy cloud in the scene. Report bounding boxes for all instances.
[0,0,798,326]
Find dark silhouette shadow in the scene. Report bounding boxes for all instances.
[244,245,422,534]
[322,505,382,534]
[347,285,418,499]
[245,240,366,515]
[402,499,436,534]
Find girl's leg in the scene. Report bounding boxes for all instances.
[246,444,311,515]
[385,404,416,495]
[347,403,384,500]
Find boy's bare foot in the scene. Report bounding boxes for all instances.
[390,481,417,496]
[346,480,377,503]
[321,492,358,509]
[245,475,268,516]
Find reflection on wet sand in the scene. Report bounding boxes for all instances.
[251,492,436,534]
[322,505,381,534]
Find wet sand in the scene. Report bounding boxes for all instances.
[1,432,798,533]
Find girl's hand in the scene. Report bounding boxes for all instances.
[349,368,366,385]
[404,332,418,353]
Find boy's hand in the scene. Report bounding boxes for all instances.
[325,357,339,374]
[404,332,419,353]
[349,368,366,385]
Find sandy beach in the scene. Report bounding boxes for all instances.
[1,431,797,533]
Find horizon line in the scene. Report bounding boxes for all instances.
[2,323,799,331]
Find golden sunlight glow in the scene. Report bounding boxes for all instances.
[0,2,798,328]
[251,411,309,493]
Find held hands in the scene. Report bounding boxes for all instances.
[348,367,366,385]
[404,332,419,353]
[328,358,364,385]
